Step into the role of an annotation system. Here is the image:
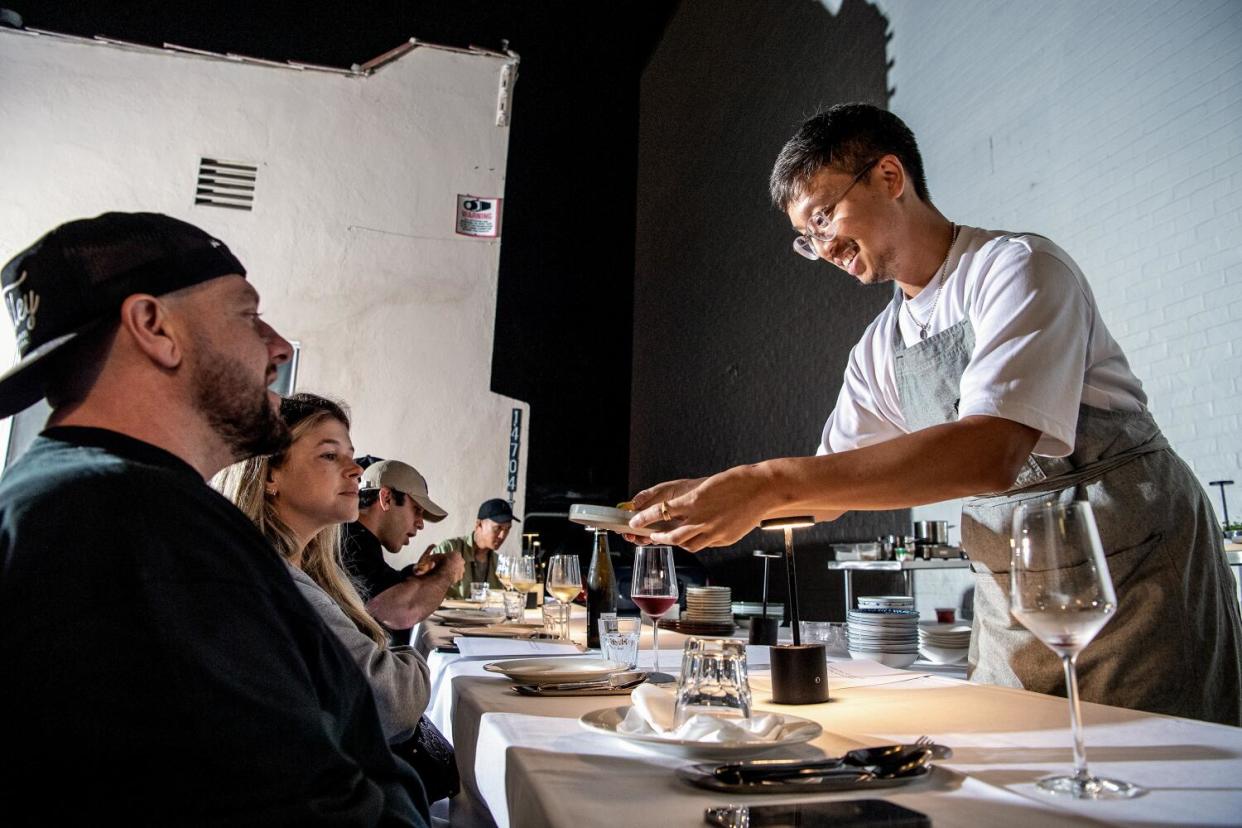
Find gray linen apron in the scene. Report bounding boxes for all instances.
[889,264,1242,726]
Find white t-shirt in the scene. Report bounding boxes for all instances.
[819,226,1146,458]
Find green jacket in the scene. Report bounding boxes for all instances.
[436,533,502,599]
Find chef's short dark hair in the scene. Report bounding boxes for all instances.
[769,103,930,211]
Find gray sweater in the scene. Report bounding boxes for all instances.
[285,562,431,742]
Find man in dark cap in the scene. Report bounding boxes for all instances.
[0,213,428,825]
[344,458,464,645]
[435,497,519,599]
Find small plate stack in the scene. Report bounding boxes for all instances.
[857,595,914,611]
[686,586,732,624]
[666,586,734,634]
[918,622,971,664]
[846,607,920,668]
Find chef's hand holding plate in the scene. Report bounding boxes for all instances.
[628,467,776,552]
[621,477,703,544]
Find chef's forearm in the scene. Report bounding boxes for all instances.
[759,415,1039,514]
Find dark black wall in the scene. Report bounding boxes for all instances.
[631,0,908,618]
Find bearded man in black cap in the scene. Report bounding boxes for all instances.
[0,213,428,825]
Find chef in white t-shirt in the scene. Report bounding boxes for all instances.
[628,103,1241,726]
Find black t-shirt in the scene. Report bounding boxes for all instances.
[0,427,428,825]
[342,521,414,646]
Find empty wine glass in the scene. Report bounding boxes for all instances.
[631,545,678,679]
[495,551,517,593]
[1010,500,1144,800]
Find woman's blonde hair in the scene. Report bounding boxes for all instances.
[214,393,389,646]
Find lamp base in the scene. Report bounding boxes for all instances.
[770,643,829,704]
[748,616,780,645]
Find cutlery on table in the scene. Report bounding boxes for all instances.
[713,736,948,784]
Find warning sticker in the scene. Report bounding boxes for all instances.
[456,195,502,238]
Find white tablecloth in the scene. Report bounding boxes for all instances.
[422,629,1242,828]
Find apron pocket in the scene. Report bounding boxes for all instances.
[1102,531,1163,593]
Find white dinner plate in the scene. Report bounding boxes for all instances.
[483,657,625,685]
[568,504,676,537]
[433,608,505,626]
[577,706,823,758]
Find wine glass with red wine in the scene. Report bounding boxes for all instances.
[631,545,678,678]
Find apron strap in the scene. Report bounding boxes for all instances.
[970,432,1170,502]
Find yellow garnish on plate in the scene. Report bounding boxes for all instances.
[616,501,636,511]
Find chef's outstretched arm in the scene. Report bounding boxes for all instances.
[629,414,1039,552]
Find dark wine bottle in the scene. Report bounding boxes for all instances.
[586,529,618,649]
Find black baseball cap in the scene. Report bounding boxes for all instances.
[0,212,246,418]
[477,498,520,523]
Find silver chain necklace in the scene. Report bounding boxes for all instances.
[904,223,960,341]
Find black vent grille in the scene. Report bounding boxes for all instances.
[195,158,257,210]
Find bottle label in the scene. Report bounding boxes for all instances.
[599,612,618,624]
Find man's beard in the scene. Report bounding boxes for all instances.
[190,343,290,460]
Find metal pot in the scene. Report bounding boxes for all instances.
[913,520,950,545]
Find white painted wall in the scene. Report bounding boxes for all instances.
[0,31,527,564]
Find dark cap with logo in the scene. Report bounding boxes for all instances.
[477,498,520,523]
[0,212,246,419]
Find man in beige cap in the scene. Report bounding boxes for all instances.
[343,458,464,645]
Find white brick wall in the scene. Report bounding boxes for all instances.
[873,0,1242,515]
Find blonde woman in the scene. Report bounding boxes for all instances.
[214,393,430,743]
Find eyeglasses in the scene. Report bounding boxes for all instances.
[792,158,879,261]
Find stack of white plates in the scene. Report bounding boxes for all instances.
[857,595,914,610]
[685,586,732,624]
[918,622,971,664]
[846,607,920,668]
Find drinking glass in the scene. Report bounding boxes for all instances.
[598,616,642,668]
[799,621,848,656]
[508,556,538,602]
[469,581,490,602]
[501,589,526,622]
[675,638,751,726]
[631,545,678,676]
[541,598,571,640]
[546,554,583,603]
[495,551,518,593]
[1010,500,1143,799]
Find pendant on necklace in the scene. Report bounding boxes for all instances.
[920,328,928,341]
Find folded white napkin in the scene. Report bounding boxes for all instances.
[618,684,810,743]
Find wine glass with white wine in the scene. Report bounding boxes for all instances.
[546,554,582,640]
[1010,500,1144,800]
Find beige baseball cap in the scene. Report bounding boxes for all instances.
[359,460,447,522]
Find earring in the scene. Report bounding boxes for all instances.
[265,486,277,497]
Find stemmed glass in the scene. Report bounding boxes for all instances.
[495,551,516,593]
[631,545,678,679]
[1010,500,1144,800]
[509,556,538,610]
[546,554,581,640]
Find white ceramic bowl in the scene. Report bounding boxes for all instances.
[847,649,918,669]
[918,643,968,664]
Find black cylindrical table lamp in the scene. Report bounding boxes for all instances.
[760,516,828,705]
